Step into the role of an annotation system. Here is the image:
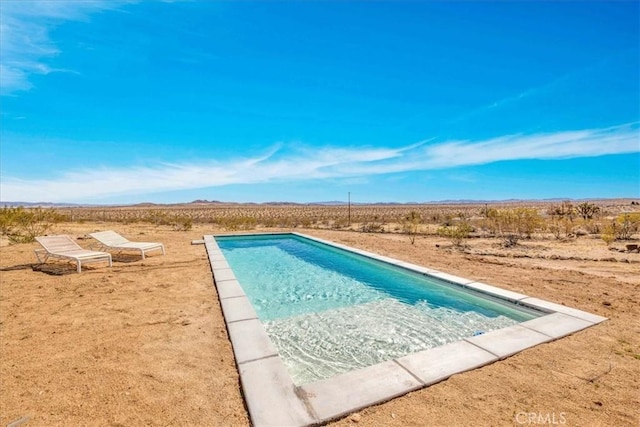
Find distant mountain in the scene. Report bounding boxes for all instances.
[308,201,422,206]
[188,199,223,204]
[261,201,304,206]
[1,197,636,208]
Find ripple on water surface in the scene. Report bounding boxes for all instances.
[218,235,537,385]
[266,298,519,385]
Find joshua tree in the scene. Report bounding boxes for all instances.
[575,202,600,220]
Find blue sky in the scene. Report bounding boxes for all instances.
[1,1,638,204]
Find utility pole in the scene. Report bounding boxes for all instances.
[348,192,351,225]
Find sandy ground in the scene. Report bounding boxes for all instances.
[1,222,638,426]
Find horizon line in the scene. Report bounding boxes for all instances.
[2,196,638,209]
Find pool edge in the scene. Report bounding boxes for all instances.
[204,232,607,426]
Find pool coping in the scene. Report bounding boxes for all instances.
[204,232,607,427]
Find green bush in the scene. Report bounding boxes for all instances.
[437,222,472,247]
[403,211,422,244]
[0,206,64,243]
[549,216,574,239]
[217,216,257,231]
[602,213,640,243]
[169,214,193,231]
[487,208,543,243]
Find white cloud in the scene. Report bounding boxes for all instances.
[1,124,638,202]
[0,1,136,95]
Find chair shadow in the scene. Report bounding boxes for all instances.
[1,254,148,276]
[1,263,104,276]
[32,263,79,275]
[0,263,37,272]
[110,254,144,263]
[0,263,78,276]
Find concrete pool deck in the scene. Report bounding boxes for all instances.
[203,233,607,427]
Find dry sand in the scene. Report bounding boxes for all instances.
[1,222,638,426]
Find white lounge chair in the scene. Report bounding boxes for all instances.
[89,230,165,260]
[35,235,113,273]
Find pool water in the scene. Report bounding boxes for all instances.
[216,234,541,384]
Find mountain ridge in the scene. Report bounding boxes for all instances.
[1,197,637,208]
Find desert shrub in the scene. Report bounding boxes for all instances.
[548,219,561,240]
[0,207,15,236]
[261,217,279,228]
[615,213,640,240]
[601,224,617,246]
[579,218,602,235]
[601,213,640,243]
[437,221,472,247]
[547,200,576,220]
[480,208,501,236]
[440,214,454,227]
[403,211,422,244]
[218,216,257,231]
[243,216,259,230]
[361,222,384,233]
[277,217,295,228]
[0,206,64,243]
[479,205,493,218]
[623,213,640,237]
[332,217,350,229]
[141,209,169,226]
[361,216,385,233]
[496,208,542,240]
[549,216,575,239]
[515,208,542,238]
[299,218,312,228]
[169,214,193,231]
[480,207,542,246]
[455,211,469,221]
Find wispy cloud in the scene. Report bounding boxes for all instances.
[0,1,135,95]
[445,52,637,129]
[1,123,638,202]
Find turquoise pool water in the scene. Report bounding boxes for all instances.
[216,234,542,384]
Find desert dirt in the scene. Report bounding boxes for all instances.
[1,221,638,426]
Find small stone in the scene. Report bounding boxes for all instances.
[602,301,612,306]
[350,413,361,423]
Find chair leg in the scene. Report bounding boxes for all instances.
[34,250,49,264]
[77,261,82,273]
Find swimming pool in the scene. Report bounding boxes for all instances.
[204,232,607,426]
[216,234,542,384]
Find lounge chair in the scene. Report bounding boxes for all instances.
[89,230,165,260]
[35,235,113,273]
